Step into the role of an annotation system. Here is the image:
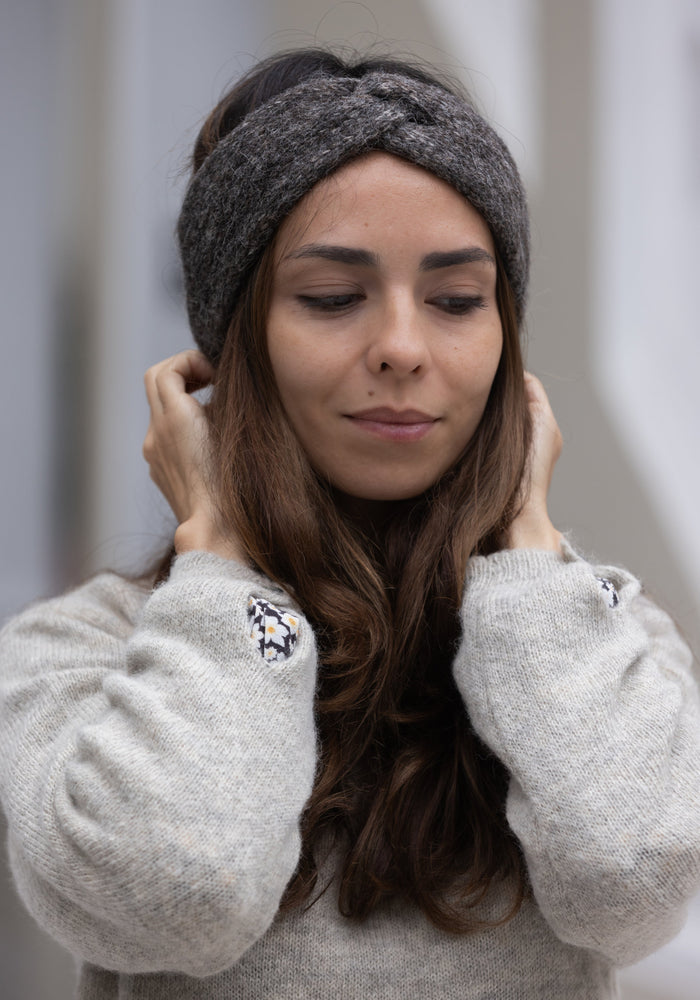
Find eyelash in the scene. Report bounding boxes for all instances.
[428,295,486,316]
[298,294,487,315]
[298,294,363,312]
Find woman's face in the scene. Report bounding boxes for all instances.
[267,152,503,502]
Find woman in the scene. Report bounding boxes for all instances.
[1,49,699,1000]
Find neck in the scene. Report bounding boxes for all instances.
[333,491,418,537]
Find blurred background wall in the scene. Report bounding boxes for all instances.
[1,0,698,997]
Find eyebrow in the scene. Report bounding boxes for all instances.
[419,248,496,271]
[286,245,379,266]
[285,244,496,270]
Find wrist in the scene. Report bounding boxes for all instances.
[174,511,246,563]
[505,513,562,553]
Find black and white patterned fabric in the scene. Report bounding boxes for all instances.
[247,597,300,662]
[596,577,619,609]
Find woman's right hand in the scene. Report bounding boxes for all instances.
[142,350,244,561]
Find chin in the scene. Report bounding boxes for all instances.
[334,476,442,503]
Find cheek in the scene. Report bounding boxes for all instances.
[267,321,311,407]
[453,323,503,399]
[270,348,324,410]
[267,313,359,414]
[267,327,334,427]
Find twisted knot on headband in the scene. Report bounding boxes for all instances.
[178,71,530,364]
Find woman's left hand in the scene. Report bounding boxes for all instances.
[505,372,563,552]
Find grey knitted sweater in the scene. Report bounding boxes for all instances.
[1,542,699,999]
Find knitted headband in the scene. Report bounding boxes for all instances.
[178,70,530,365]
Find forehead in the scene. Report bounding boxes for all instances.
[273,151,495,258]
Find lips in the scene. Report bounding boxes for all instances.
[345,407,439,442]
[348,407,437,424]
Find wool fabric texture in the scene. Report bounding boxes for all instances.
[177,71,530,364]
[2,545,700,998]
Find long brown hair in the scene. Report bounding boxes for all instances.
[177,49,532,932]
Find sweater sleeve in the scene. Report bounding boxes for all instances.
[453,541,700,966]
[0,551,318,977]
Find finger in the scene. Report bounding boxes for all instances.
[524,372,559,427]
[142,428,154,462]
[523,371,552,413]
[172,349,216,389]
[523,372,563,482]
[143,363,165,415]
[147,351,215,413]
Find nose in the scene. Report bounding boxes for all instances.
[365,296,429,377]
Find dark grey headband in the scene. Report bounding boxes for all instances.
[178,71,530,364]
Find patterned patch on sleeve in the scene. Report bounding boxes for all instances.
[247,597,300,662]
[596,577,619,609]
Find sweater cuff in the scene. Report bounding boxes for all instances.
[463,535,639,624]
[168,550,297,608]
[169,549,258,581]
[465,537,578,589]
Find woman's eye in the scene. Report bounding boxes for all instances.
[428,295,486,316]
[298,294,363,312]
